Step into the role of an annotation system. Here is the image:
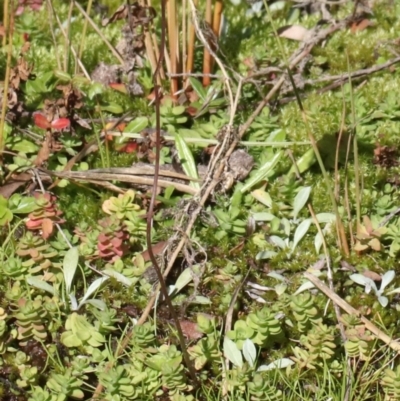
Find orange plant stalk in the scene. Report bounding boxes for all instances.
[202,0,213,87]
[186,0,198,81]
[167,0,179,97]
[210,0,223,71]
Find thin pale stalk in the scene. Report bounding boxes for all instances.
[146,0,165,78]
[46,0,62,70]
[163,42,171,76]
[0,2,13,154]
[202,0,213,86]
[2,0,9,47]
[139,0,160,83]
[334,93,346,201]
[53,9,91,80]
[151,33,164,79]
[97,105,110,168]
[167,0,179,96]
[347,52,361,229]
[64,1,74,72]
[76,0,93,74]
[109,131,311,147]
[342,88,355,245]
[73,1,124,65]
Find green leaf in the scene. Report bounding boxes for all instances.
[87,82,104,99]
[63,247,79,294]
[288,148,316,175]
[251,190,273,207]
[292,219,312,251]
[8,194,37,214]
[172,105,186,116]
[27,277,56,296]
[103,269,134,286]
[189,77,207,101]
[101,103,124,114]
[124,117,148,133]
[293,186,311,219]
[54,70,72,82]
[294,281,315,295]
[252,212,275,222]
[174,133,200,190]
[193,295,211,304]
[223,337,243,368]
[78,277,108,310]
[84,299,107,310]
[9,139,39,154]
[173,268,194,294]
[257,358,294,371]
[315,232,323,254]
[241,151,283,193]
[315,213,336,223]
[242,338,256,367]
[275,283,287,296]
[0,197,13,225]
[61,331,82,347]
[256,250,278,260]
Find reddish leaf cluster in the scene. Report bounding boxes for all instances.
[97,217,129,261]
[25,192,64,239]
[16,0,43,16]
[33,113,70,130]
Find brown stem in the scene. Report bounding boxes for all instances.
[0,2,13,155]
[202,0,213,87]
[167,0,179,97]
[210,0,223,72]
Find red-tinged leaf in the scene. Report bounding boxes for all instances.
[186,106,198,117]
[33,113,50,129]
[116,123,126,132]
[351,19,371,33]
[109,83,128,94]
[51,118,70,130]
[123,142,138,153]
[41,218,54,239]
[111,237,123,247]
[147,90,156,101]
[98,233,108,243]
[26,219,42,229]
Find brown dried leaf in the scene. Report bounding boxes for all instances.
[179,320,204,341]
[34,132,51,166]
[350,18,372,33]
[368,238,381,251]
[362,270,382,282]
[278,25,311,41]
[102,5,128,26]
[140,241,168,262]
[0,172,33,199]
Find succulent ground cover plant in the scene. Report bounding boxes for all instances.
[1,0,400,400]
